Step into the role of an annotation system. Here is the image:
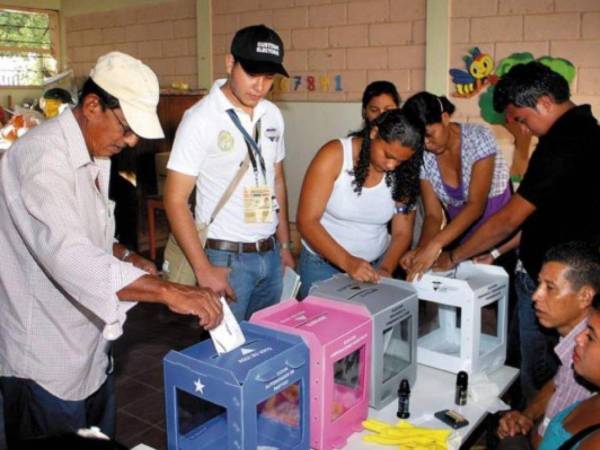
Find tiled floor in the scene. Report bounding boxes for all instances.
[114,298,206,449]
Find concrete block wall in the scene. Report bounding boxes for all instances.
[212,0,427,102]
[449,0,600,128]
[65,0,198,89]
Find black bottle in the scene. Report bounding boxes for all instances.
[455,371,468,406]
[396,378,410,418]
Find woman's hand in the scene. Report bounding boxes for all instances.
[404,242,442,281]
[400,249,418,271]
[344,255,380,283]
[376,267,393,278]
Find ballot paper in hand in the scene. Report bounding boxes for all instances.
[209,297,246,354]
[281,267,301,301]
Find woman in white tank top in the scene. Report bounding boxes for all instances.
[297,108,425,298]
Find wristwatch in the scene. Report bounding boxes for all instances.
[280,241,293,250]
[490,248,501,260]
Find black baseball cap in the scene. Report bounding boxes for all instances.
[231,24,289,77]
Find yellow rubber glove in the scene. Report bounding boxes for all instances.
[362,418,450,449]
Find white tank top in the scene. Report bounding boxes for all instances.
[302,137,395,262]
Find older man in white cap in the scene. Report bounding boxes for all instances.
[0,52,222,446]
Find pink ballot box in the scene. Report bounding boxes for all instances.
[251,297,372,450]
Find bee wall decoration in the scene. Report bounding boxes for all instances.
[449,47,498,98]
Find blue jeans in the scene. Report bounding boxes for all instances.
[0,374,116,446]
[297,246,343,299]
[297,246,383,299]
[515,271,559,401]
[206,246,283,321]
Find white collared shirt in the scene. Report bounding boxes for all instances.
[167,79,286,242]
[0,109,146,400]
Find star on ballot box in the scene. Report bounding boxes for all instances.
[251,297,372,450]
[413,261,509,374]
[163,322,310,450]
[309,274,418,410]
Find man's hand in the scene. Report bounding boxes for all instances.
[473,252,494,265]
[280,248,295,269]
[345,255,380,283]
[164,283,223,330]
[196,266,235,301]
[497,410,535,439]
[127,253,158,275]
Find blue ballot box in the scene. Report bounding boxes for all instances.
[164,322,310,450]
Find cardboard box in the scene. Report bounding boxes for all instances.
[310,274,418,409]
[251,297,371,450]
[163,322,310,450]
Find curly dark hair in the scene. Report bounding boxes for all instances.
[493,61,570,113]
[351,108,424,210]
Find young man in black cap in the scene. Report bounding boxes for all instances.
[165,25,295,321]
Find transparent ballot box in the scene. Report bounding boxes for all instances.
[251,297,371,450]
[310,274,418,409]
[414,261,508,374]
[163,322,310,450]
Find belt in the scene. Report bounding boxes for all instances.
[205,236,276,253]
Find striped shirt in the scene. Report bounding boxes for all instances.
[420,122,509,208]
[539,319,593,436]
[0,109,146,401]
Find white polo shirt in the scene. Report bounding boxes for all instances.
[167,79,286,242]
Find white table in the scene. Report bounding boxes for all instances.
[343,364,519,449]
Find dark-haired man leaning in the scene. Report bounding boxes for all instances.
[0,52,223,446]
[426,61,600,401]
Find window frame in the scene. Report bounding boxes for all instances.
[0,6,61,88]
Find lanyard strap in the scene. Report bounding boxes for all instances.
[226,108,266,185]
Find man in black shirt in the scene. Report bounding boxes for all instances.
[435,61,600,400]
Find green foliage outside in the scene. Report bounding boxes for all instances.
[478,53,576,125]
[0,9,56,86]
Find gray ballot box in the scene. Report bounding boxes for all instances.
[310,274,418,410]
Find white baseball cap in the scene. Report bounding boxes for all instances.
[90,52,164,139]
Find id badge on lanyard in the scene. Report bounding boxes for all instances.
[243,119,275,223]
[225,109,278,224]
[244,185,274,223]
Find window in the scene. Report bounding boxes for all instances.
[0,7,59,87]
